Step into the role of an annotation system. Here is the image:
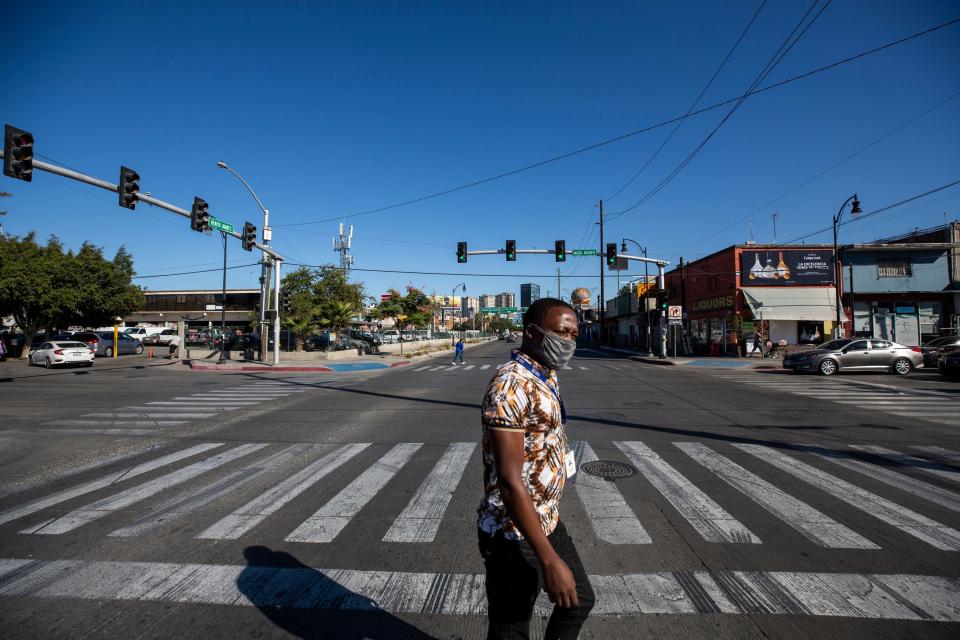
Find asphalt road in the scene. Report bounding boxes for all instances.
[1,341,959,639]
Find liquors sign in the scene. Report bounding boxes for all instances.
[741,249,835,286]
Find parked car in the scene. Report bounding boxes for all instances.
[381,330,399,344]
[28,341,95,368]
[920,336,960,368]
[123,326,165,342]
[70,331,143,357]
[154,329,178,345]
[783,338,923,376]
[938,347,960,378]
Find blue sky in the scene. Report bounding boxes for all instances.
[3,1,959,305]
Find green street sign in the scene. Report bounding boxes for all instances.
[209,218,234,233]
[480,307,498,313]
[571,249,598,256]
[500,307,518,313]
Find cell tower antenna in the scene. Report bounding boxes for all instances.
[334,221,355,271]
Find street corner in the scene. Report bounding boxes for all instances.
[185,360,334,373]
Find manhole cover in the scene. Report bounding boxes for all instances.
[621,401,663,408]
[580,460,636,480]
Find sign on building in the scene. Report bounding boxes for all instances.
[741,249,835,285]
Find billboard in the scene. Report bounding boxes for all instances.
[741,249,835,286]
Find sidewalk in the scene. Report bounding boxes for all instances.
[597,345,781,369]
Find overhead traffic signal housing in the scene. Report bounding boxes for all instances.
[281,290,291,314]
[242,221,257,251]
[505,240,516,261]
[118,166,140,210]
[3,125,34,182]
[555,240,566,262]
[658,289,669,312]
[190,197,209,232]
[606,243,617,266]
[457,242,468,263]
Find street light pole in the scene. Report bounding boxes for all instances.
[217,231,228,365]
[217,161,271,363]
[451,283,466,341]
[831,194,862,339]
[622,238,651,356]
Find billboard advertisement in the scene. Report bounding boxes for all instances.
[741,248,835,286]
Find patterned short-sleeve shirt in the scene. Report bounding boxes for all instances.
[477,349,567,540]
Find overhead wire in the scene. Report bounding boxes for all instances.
[606,0,832,221]
[605,0,768,203]
[272,13,960,228]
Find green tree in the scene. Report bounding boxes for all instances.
[372,286,435,331]
[278,265,365,350]
[317,300,356,341]
[0,233,144,358]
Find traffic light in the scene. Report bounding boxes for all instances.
[606,243,617,266]
[118,166,140,210]
[3,125,34,182]
[658,289,669,312]
[457,242,468,263]
[505,240,516,261]
[242,221,257,251]
[281,290,291,314]
[190,197,209,232]
[555,240,566,262]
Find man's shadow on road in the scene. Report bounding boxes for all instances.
[237,546,436,640]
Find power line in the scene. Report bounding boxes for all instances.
[605,0,768,202]
[133,262,260,279]
[606,0,831,220]
[274,15,959,228]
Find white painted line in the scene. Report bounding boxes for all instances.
[82,413,217,419]
[562,365,572,370]
[0,443,223,526]
[169,397,263,403]
[462,365,475,370]
[1,557,958,620]
[383,443,476,543]
[480,364,491,370]
[110,444,318,537]
[413,366,431,372]
[912,446,960,465]
[147,401,258,406]
[28,428,158,436]
[47,420,186,427]
[808,447,960,513]
[286,443,422,543]
[21,444,268,535]
[571,442,651,544]
[850,445,960,485]
[196,443,370,540]
[579,366,589,370]
[676,442,876,549]
[615,441,760,544]
[735,444,960,551]
[428,366,445,372]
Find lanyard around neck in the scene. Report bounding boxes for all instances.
[512,352,566,425]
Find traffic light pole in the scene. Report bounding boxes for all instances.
[218,231,228,365]
[614,252,670,359]
[598,200,605,346]
[273,260,282,366]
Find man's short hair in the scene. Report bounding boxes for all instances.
[523,298,575,328]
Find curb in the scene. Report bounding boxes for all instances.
[628,356,676,366]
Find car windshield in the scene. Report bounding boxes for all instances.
[816,339,851,350]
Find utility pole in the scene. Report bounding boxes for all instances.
[556,268,561,301]
[598,199,605,345]
[680,256,687,354]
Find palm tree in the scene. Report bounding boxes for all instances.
[286,316,316,352]
[318,300,355,342]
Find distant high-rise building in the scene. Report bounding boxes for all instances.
[520,283,540,308]
[495,292,515,308]
[461,296,479,317]
[479,294,496,309]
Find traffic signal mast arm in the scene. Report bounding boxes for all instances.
[0,150,285,262]
[459,248,563,257]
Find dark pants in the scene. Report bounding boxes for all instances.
[478,521,594,640]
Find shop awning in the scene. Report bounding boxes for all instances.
[741,287,847,322]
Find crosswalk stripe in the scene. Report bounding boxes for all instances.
[480,364,491,370]
[428,366,445,372]
[578,366,589,370]
[615,441,760,544]
[0,443,224,527]
[170,397,264,403]
[849,445,960,484]
[413,366,431,371]
[676,442,876,549]
[16,428,158,436]
[286,443,422,543]
[383,442,476,543]
[82,413,217,419]
[571,442,651,544]
[806,446,960,513]
[21,444,269,535]
[197,443,370,540]
[462,365,475,370]
[912,446,960,464]
[109,444,318,538]
[46,419,187,428]
[734,444,960,551]
[148,400,259,406]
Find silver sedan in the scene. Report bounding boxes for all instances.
[783,338,924,376]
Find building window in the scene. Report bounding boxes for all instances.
[877,259,911,278]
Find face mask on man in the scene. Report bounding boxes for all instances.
[527,324,577,370]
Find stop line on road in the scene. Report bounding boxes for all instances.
[3,438,960,555]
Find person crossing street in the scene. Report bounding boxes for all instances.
[453,338,465,365]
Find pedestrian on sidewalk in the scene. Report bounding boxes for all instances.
[452,338,465,365]
[168,333,181,360]
[749,327,764,357]
[477,297,594,640]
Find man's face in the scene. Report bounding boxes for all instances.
[525,307,578,343]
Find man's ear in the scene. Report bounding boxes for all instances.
[523,324,536,343]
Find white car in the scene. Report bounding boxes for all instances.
[29,341,95,368]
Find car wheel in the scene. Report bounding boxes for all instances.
[104,347,113,357]
[44,357,53,369]
[818,359,838,376]
[892,358,912,376]
[135,345,143,355]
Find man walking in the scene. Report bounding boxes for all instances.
[477,298,594,639]
[453,338,465,365]
[168,333,181,360]
[749,326,764,357]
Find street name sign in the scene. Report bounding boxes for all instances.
[480,307,498,313]
[209,218,234,233]
[571,249,598,256]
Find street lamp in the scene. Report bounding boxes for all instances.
[217,160,272,363]
[450,283,466,340]
[622,238,652,356]
[832,194,862,339]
